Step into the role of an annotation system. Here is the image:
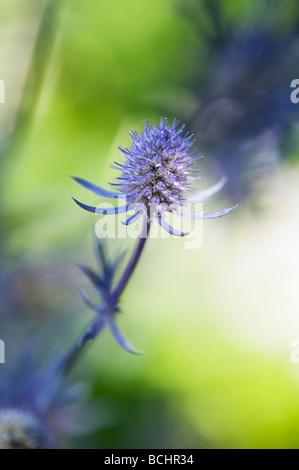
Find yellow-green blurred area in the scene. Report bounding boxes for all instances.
[1,0,299,449]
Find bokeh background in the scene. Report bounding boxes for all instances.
[1,0,299,448]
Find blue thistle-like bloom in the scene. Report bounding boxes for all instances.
[72,118,236,236]
[70,119,237,355]
[118,118,197,206]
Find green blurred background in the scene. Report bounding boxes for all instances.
[1,0,299,449]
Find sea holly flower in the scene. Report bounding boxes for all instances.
[72,118,236,237]
[68,119,237,356]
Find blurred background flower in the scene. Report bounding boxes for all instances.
[0,346,88,449]
[174,0,299,202]
[0,0,299,449]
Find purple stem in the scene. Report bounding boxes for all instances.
[59,214,150,375]
[112,214,150,300]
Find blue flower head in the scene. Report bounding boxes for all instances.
[118,118,197,206]
[72,118,236,236]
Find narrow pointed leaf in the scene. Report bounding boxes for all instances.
[186,176,228,203]
[158,215,189,237]
[106,317,142,355]
[109,250,126,282]
[122,210,142,225]
[72,198,129,214]
[78,289,98,310]
[78,265,107,290]
[180,205,238,219]
[94,236,109,280]
[71,176,125,199]
[202,205,238,219]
